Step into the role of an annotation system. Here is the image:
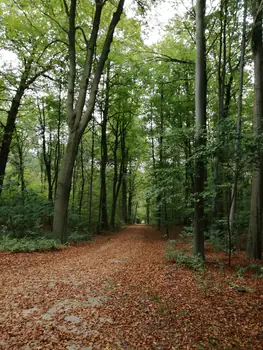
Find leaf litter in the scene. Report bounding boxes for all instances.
[0,225,263,349]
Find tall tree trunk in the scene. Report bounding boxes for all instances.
[54,79,62,197]
[88,118,95,231]
[78,140,85,216]
[146,198,150,225]
[53,0,125,242]
[110,120,124,228]
[37,99,53,202]
[0,52,50,194]
[15,130,25,202]
[229,0,247,242]
[247,1,263,259]
[121,129,128,224]
[213,0,228,220]
[193,0,207,258]
[0,86,26,193]
[53,131,81,242]
[127,160,134,224]
[99,65,110,231]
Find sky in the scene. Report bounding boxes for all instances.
[125,0,186,45]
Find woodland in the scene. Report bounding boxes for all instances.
[1,0,263,348]
[0,0,263,260]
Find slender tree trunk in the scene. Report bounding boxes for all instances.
[146,198,150,224]
[110,120,124,228]
[88,118,95,231]
[0,53,49,194]
[54,79,62,197]
[229,0,247,241]
[213,0,228,220]
[121,128,128,224]
[127,161,134,224]
[15,130,25,202]
[78,139,85,216]
[72,160,78,210]
[99,65,110,231]
[38,99,53,202]
[0,87,25,194]
[247,1,263,259]
[193,0,207,258]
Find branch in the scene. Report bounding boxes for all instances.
[63,0,70,17]
[80,0,125,133]
[141,50,194,65]
[74,0,104,126]
[76,26,89,45]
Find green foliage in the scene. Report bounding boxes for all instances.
[0,189,53,235]
[195,272,215,296]
[179,226,193,241]
[249,264,263,278]
[235,265,248,279]
[0,235,60,252]
[166,240,204,271]
[68,230,92,243]
[208,226,228,252]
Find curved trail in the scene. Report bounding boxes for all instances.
[0,225,262,349]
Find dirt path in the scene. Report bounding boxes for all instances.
[0,225,262,349]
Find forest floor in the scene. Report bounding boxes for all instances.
[1,225,263,350]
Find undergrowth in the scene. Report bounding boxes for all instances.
[0,235,61,252]
[166,240,204,271]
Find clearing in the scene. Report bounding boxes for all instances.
[0,225,263,349]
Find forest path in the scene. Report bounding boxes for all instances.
[0,225,263,349]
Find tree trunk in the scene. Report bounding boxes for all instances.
[53,131,81,243]
[0,87,25,193]
[99,65,110,231]
[52,0,125,241]
[146,198,150,224]
[88,118,95,231]
[247,1,263,259]
[121,130,128,224]
[110,120,123,228]
[15,130,25,201]
[229,0,247,241]
[193,0,207,259]
[78,140,85,216]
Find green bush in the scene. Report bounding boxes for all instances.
[166,240,204,271]
[208,225,228,251]
[0,235,60,252]
[68,229,93,242]
[0,189,53,236]
[179,226,193,241]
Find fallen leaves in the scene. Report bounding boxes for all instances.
[0,225,263,349]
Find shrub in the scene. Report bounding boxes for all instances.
[179,226,193,241]
[0,235,60,252]
[68,230,93,243]
[166,240,204,271]
[0,189,53,236]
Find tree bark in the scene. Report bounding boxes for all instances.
[88,118,95,232]
[247,0,263,259]
[0,71,28,193]
[121,127,128,224]
[229,0,247,243]
[99,65,110,231]
[193,0,207,259]
[53,131,81,242]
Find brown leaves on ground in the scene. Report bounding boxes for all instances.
[0,225,263,349]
